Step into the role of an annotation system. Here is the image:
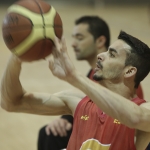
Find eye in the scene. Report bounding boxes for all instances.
[77,37,84,41]
[109,52,115,58]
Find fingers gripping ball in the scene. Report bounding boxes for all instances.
[2,0,63,61]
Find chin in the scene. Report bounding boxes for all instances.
[93,74,103,81]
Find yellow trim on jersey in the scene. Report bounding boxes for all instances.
[80,139,111,150]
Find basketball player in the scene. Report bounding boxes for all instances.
[1,29,150,149]
[37,16,144,150]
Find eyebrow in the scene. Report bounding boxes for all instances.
[108,47,118,54]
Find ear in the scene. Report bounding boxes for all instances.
[95,35,106,48]
[124,66,137,78]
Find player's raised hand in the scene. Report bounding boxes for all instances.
[49,37,76,81]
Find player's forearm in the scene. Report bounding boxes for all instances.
[69,72,145,129]
[1,55,25,111]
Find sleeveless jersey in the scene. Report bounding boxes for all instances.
[136,84,144,99]
[67,96,145,150]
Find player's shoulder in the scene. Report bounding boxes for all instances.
[53,89,86,100]
[140,101,150,110]
[53,89,86,114]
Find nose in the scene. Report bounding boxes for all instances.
[71,39,77,48]
[97,53,104,61]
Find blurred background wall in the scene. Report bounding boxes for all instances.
[1,0,150,5]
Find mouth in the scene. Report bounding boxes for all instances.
[73,48,80,53]
[96,62,102,69]
[94,62,102,72]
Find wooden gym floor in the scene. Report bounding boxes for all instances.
[0,1,150,150]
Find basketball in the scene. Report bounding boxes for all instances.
[2,0,63,62]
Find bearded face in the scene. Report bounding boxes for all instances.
[93,60,125,81]
[93,40,130,82]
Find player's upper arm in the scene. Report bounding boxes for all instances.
[10,89,85,116]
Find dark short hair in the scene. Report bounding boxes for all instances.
[75,16,110,48]
[118,31,150,88]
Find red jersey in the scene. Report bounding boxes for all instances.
[67,96,145,150]
[137,84,144,99]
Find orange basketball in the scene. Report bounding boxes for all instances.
[2,0,63,62]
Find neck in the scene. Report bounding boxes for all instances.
[99,80,136,100]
